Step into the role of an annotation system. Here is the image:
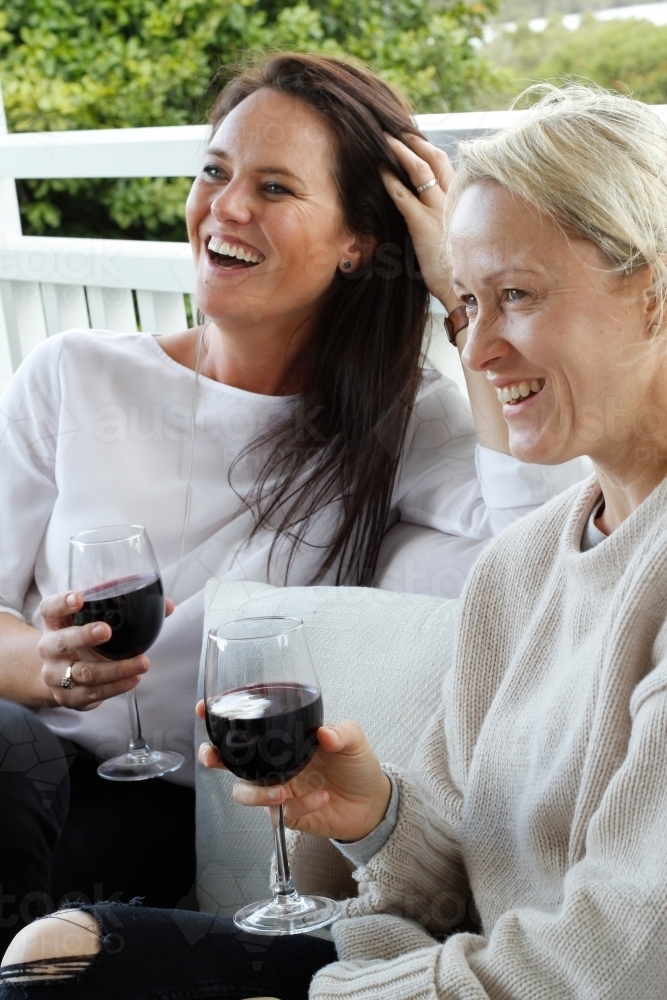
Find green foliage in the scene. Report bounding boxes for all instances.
[1,0,499,241]
[482,16,667,109]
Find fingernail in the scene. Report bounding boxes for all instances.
[92,624,106,638]
[268,788,281,801]
[66,593,78,607]
[316,791,328,806]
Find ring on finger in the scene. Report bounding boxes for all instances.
[416,178,438,194]
[60,664,76,690]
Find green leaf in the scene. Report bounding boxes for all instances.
[1,0,497,240]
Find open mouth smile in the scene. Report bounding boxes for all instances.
[207,236,265,269]
[495,379,545,406]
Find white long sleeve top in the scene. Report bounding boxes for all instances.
[0,330,586,784]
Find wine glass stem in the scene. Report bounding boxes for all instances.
[126,690,150,755]
[270,805,297,899]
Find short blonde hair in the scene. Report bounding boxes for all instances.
[448,84,667,325]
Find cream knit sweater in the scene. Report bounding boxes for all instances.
[293,474,667,1000]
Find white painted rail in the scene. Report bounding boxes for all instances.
[0,113,526,182]
[3,103,666,394]
[0,125,209,179]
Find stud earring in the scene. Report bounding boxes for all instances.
[342,260,352,270]
[651,324,661,335]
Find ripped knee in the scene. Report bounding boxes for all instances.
[0,911,101,984]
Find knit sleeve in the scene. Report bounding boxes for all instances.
[311,683,667,1000]
[282,712,468,923]
[329,694,471,941]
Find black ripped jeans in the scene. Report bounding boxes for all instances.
[0,700,196,959]
[0,901,337,999]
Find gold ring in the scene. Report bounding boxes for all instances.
[60,665,76,690]
[416,178,438,194]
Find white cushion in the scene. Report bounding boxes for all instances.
[195,579,458,915]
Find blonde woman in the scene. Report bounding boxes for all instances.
[0,54,587,957]
[5,83,661,999]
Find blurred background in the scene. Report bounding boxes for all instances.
[3,0,663,244]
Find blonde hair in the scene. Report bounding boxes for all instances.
[448,84,667,326]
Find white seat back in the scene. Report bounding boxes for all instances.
[195,579,458,915]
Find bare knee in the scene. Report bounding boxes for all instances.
[1,911,101,982]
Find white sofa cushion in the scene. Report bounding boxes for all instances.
[195,579,458,915]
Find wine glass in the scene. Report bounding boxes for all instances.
[205,616,341,935]
[69,524,184,781]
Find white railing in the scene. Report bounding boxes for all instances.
[2,100,666,394]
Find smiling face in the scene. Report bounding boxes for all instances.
[450,180,660,470]
[186,88,361,335]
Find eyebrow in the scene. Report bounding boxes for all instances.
[452,266,544,285]
[205,147,301,182]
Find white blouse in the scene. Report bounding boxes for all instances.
[0,330,587,784]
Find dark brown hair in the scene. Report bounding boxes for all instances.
[210,53,430,584]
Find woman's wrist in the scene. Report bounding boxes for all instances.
[362,770,393,839]
[0,615,56,708]
[434,287,460,316]
[332,771,399,866]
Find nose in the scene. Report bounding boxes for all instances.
[211,179,253,227]
[460,312,512,374]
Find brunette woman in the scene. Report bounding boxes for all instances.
[0,55,584,953]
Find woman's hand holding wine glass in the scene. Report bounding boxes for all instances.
[38,590,174,711]
[198,709,391,844]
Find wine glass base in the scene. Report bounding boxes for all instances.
[97,750,184,782]
[233,894,341,936]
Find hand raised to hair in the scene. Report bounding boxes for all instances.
[381,132,456,308]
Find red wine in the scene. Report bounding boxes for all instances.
[206,683,323,786]
[73,573,164,660]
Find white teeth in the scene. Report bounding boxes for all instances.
[208,237,264,264]
[495,379,545,404]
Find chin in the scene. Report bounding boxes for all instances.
[196,286,267,323]
[508,433,564,466]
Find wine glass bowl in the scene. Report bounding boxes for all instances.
[205,616,323,787]
[69,525,184,782]
[205,617,341,935]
